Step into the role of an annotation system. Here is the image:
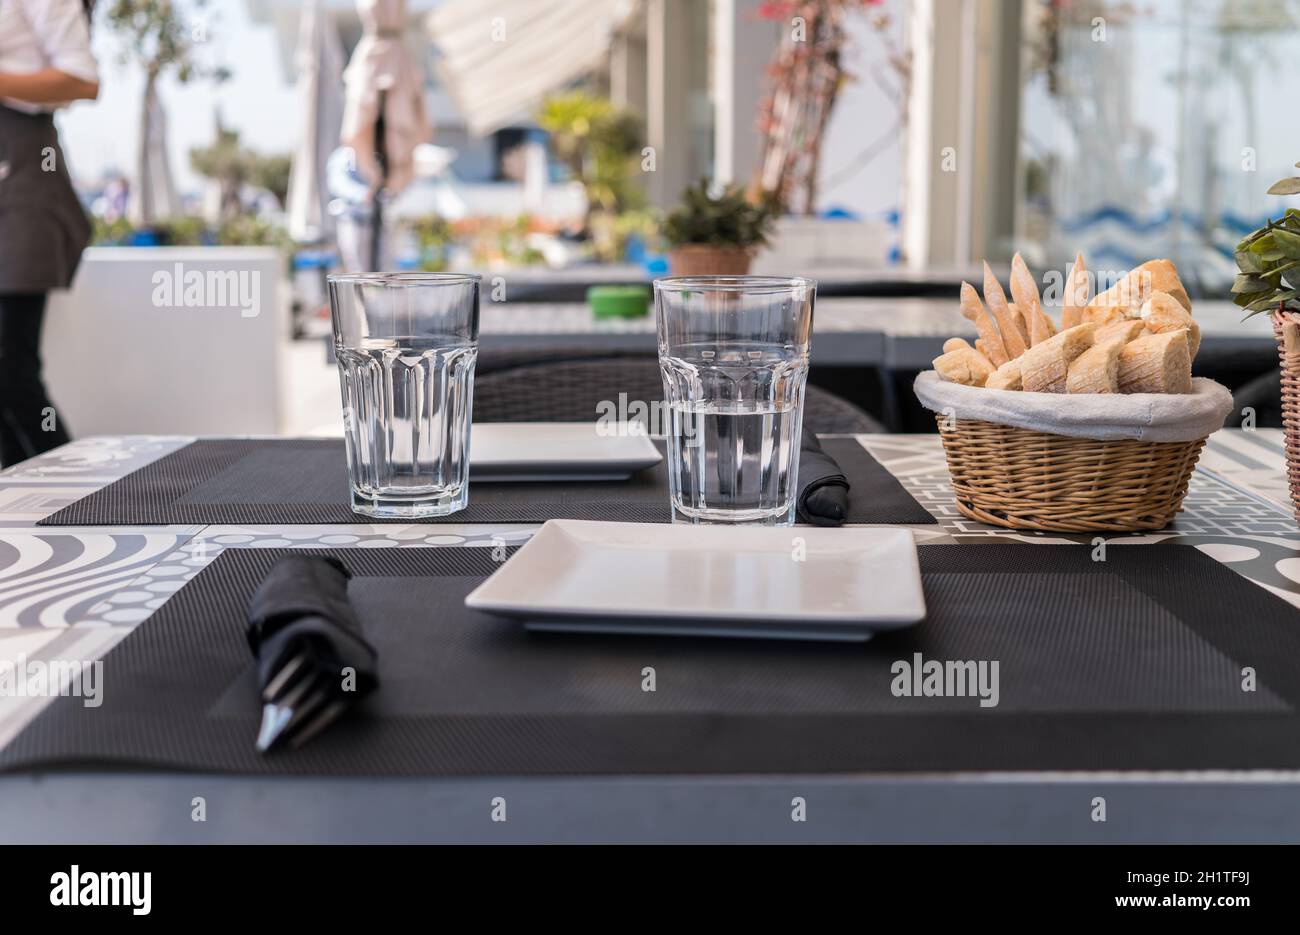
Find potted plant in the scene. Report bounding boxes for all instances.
[662,180,776,276]
[1234,164,1300,519]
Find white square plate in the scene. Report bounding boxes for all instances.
[464,520,926,641]
[470,423,661,481]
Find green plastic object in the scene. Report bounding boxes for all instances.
[587,285,651,319]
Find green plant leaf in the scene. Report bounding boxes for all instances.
[1247,294,1286,311]
[1236,250,1264,273]
[1233,274,1272,293]
[1273,228,1300,258]
[1269,177,1300,196]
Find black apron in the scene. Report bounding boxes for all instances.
[0,102,92,293]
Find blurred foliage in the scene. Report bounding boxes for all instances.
[102,0,230,82]
[464,215,547,268]
[408,215,455,272]
[250,155,291,208]
[190,127,292,220]
[537,91,644,222]
[92,214,287,248]
[216,215,289,248]
[662,180,777,249]
[589,208,661,264]
[92,216,137,245]
[407,215,548,269]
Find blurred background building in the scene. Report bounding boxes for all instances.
[40,0,1300,436]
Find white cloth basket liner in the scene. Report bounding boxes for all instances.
[913,372,1234,443]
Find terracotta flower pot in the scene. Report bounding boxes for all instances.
[667,245,754,277]
[1274,309,1300,520]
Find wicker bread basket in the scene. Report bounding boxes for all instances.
[934,418,1205,532]
[1274,310,1300,521]
[914,372,1233,532]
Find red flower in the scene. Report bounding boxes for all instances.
[756,1,798,20]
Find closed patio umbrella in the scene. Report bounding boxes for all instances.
[428,0,638,136]
[287,0,346,244]
[340,0,432,269]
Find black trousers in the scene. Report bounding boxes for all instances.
[0,293,71,467]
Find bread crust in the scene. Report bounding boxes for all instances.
[1019,322,1098,393]
[1117,330,1192,394]
[1061,252,1089,330]
[1009,253,1057,346]
[1140,291,1201,360]
[958,281,1009,366]
[1089,259,1190,315]
[1066,338,1123,393]
[982,262,1027,359]
[933,346,996,387]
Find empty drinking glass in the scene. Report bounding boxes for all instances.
[654,275,815,526]
[327,273,480,518]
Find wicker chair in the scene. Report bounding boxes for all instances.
[473,352,882,434]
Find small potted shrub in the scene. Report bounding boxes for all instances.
[1234,164,1300,519]
[662,180,776,276]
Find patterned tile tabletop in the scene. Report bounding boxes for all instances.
[1,429,1298,750]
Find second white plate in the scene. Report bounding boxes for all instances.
[469,422,662,481]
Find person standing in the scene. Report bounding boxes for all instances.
[0,0,99,466]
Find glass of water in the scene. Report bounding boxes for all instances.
[326,273,480,518]
[654,275,815,526]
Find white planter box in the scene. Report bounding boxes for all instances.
[44,247,288,436]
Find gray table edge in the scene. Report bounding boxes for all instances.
[3,770,1300,843]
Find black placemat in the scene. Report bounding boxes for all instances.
[37,436,936,526]
[4,544,1300,776]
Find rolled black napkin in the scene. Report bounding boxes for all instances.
[245,555,379,752]
[797,431,851,526]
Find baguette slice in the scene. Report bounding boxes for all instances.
[983,262,1027,359]
[1010,252,1057,346]
[933,346,995,387]
[1019,322,1098,393]
[1140,290,1201,360]
[958,281,1009,366]
[943,337,972,353]
[1093,318,1145,346]
[1117,330,1192,394]
[1061,252,1089,330]
[1066,338,1124,393]
[1089,259,1190,315]
[1007,303,1031,348]
[1145,259,1192,313]
[1081,305,1128,327]
[985,357,1023,391]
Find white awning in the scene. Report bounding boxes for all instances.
[427,0,639,136]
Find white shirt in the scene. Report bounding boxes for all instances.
[0,0,99,113]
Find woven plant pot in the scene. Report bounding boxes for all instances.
[667,245,753,277]
[934,416,1206,532]
[1274,310,1300,520]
